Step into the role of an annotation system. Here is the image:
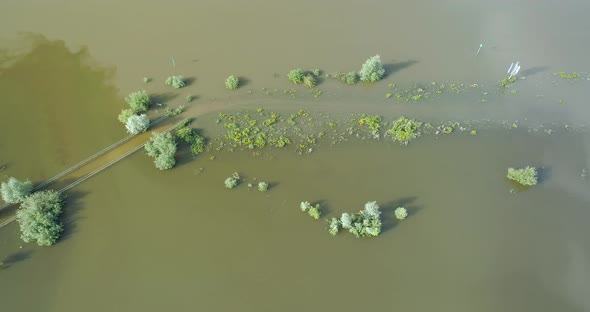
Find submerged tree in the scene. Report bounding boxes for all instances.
[1,177,33,204]
[125,114,150,135]
[16,190,64,246]
[144,132,177,170]
[507,166,538,186]
[125,90,150,113]
[359,55,385,82]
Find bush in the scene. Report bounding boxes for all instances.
[144,132,177,170]
[16,190,63,246]
[288,69,305,84]
[326,71,358,85]
[507,166,538,186]
[359,55,385,82]
[303,75,316,89]
[225,172,240,189]
[1,177,33,204]
[312,69,321,76]
[332,201,382,238]
[118,108,135,124]
[300,201,321,219]
[258,181,269,192]
[125,90,150,113]
[165,75,186,88]
[225,75,239,90]
[394,207,408,220]
[388,116,422,145]
[328,217,340,236]
[176,126,206,156]
[125,114,150,135]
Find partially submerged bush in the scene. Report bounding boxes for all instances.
[300,201,321,220]
[331,201,382,238]
[1,177,33,204]
[125,114,150,135]
[176,126,206,156]
[303,75,316,89]
[326,71,358,85]
[144,132,177,170]
[225,75,239,90]
[288,69,305,84]
[165,75,186,88]
[225,172,240,189]
[16,190,63,246]
[258,181,269,192]
[359,55,385,82]
[118,108,135,124]
[165,105,185,117]
[394,207,408,220]
[311,69,321,76]
[507,166,538,186]
[388,116,422,145]
[125,90,150,113]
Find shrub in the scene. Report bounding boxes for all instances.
[303,75,316,89]
[258,181,269,192]
[344,71,358,85]
[312,69,321,76]
[394,207,408,220]
[165,105,185,117]
[125,114,150,135]
[225,172,240,189]
[1,177,33,204]
[328,218,341,236]
[388,116,422,145]
[118,108,135,124]
[507,166,538,186]
[125,90,150,113]
[16,190,63,246]
[144,132,177,170]
[176,126,206,156]
[288,69,305,84]
[333,201,382,238]
[358,115,382,132]
[300,201,321,219]
[165,75,186,88]
[359,55,385,82]
[225,75,239,90]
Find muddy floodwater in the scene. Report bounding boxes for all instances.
[1,0,590,311]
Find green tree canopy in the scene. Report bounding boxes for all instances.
[1,177,33,204]
[16,190,64,246]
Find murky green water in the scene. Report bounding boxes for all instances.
[1,0,590,311]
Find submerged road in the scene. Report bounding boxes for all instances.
[0,114,182,229]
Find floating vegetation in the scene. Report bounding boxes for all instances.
[225,75,239,90]
[165,75,186,89]
[186,95,194,103]
[511,90,518,95]
[388,116,422,145]
[300,201,321,220]
[437,121,460,135]
[471,130,477,135]
[164,105,184,117]
[310,88,323,98]
[224,172,241,189]
[386,93,392,98]
[507,166,538,186]
[557,72,580,80]
[388,83,396,89]
[143,77,150,83]
[326,71,358,85]
[498,76,517,88]
[358,115,382,139]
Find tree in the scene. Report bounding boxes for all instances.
[125,90,150,113]
[144,132,177,170]
[359,55,385,82]
[16,190,64,246]
[225,75,239,90]
[1,177,33,204]
[118,108,135,123]
[125,114,150,135]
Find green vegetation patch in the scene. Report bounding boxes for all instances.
[225,75,239,90]
[388,116,422,145]
[145,132,177,170]
[359,55,385,82]
[329,201,382,237]
[507,166,538,186]
[300,201,321,220]
[557,72,580,80]
[498,76,517,88]
[165,75,186,88]
[125,90,150,113]
[1,177,33,204]
[288,69,305,84]
[16,190,64,246]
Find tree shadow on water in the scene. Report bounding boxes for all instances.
[59,190,89,242]
[151,92,178,106]
[0,250,34,270]
[380,196,421,233]
[520,66,548,77]
[383,60,418,79]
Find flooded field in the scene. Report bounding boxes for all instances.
[1,0,590,311]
